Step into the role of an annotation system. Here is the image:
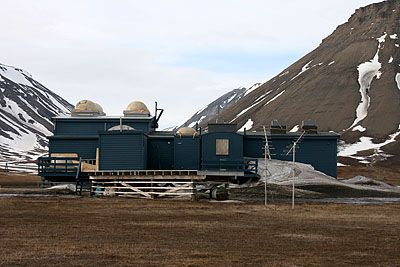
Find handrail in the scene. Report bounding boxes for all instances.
[37,156,81,174]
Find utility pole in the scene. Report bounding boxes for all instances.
[286,131,306,210]
[263,126,271,206]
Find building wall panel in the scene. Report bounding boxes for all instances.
[201,132,243,171]
[147,137,174,170]
[99,132,147,170]
[49,137,98,159]
[174,137,200,170]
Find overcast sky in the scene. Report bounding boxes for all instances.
[0,0,381,128]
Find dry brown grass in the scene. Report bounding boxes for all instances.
[0,171,40,188]
[338,165,400,186]
[0,197,399,266]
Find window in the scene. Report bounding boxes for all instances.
[216,139,229,155]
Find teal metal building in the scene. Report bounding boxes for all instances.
[38,100,339,183]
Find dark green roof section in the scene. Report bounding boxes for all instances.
[240,131,340,139]
[52,116,154,122]
[48,135,98,140]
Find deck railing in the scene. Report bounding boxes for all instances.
[37,157,81,176]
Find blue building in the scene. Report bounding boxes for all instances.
[38,100,339,184]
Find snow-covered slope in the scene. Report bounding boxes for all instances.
[179,83,261,129]
[185,1,400,167]
[0,63,73,161]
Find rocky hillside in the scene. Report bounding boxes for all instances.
[180,83,261,129]
[190,1,400,166]
[0,63,73,161]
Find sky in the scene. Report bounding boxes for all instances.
[0,0,382,129]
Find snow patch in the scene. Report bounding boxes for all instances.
[348,33,385,129]
[258,159,400,195]
[388,56,393,63]
[226,92,237,103]
[233,91,272,120]
[352,125,366,132]
[195,105,208,115]
[289,125,299,132]
[279,71,289,77]
[328,61,335,66]
[47,184,76,192]
[0,64,34,87]
[377,32,387,43]
[291,61,312,81]
[244,83,261,97]
[264,90,285,106]
[339,125,400,157]
[396,73,400,90]
[238,118,253,131]
[390,34,398,39]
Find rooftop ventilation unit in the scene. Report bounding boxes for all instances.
[301,119,318,133]
[270,119,287,134]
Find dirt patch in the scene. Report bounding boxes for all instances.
[338,166,400,186]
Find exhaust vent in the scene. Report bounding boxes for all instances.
[301,119,318,133]
[270,119,286,134]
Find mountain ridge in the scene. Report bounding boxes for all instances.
[185,0,400,166]
[0,63,73,161]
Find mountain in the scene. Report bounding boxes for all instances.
[188,1,400,166]
[180,83,261,129]
[0,63,73,161]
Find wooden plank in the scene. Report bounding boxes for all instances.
[120,182,152,198]
[155,182,194,197]
[90,175,206,181]
[114,192,193,196]
[92,186,194,190]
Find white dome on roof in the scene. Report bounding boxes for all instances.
[176,127,198,137]
[108,125,135,131]
[124,100,151,116]
[71,100,105,116]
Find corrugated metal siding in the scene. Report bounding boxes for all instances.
[174,137,200,170]
[55,121,107,135]
[292,139,337,178]
[147,138,174,170]
[243,137,264,158]
[249,135,339,177]
[201,132,243,170]
[99,132,147,170]
[49,138,98,159]
[271,136,337,177]
[54,119,152,136]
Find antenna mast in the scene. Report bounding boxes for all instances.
[286,131,306,209]
[263,125,271,206]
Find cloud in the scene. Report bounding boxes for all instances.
[0,0,382,128]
